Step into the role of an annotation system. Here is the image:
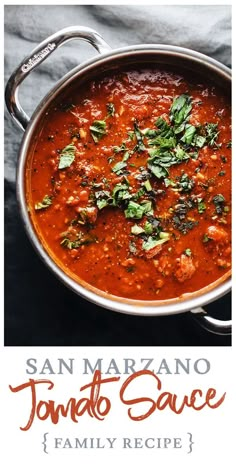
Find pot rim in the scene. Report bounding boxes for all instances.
[16,43,232,316]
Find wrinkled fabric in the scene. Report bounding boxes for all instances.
[4,5,231,346]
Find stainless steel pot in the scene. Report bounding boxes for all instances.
[5,26,232,335]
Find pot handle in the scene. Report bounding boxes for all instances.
[190,307,231,335]
[5,26,111,131]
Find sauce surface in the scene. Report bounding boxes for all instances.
[27,68,231,300]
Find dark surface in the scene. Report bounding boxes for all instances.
[4,5,231,346]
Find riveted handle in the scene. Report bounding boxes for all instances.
[5,26,111,131]
[190,307,231,335]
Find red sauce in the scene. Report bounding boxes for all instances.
[26,68,231,300]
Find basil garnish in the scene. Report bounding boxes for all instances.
[90,120,107,143]
[58,143,76,169]
[35,195,52,210]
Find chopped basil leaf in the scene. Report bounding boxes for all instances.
[112,183,132,206]
[164,178,176,187]
[90,120,107,143]
[142,128,159,138]
[149,145,187,164]
[142,237,160,251]
[204,123,219,147]
[140,201,154,216]
[112,182,129,196]
[112,160,127,175]
[180,124,196,145]
[155,117,175,139]
[97,199,109,210]
[160,231,171,240]
[107,102,115,117]
[148,136,176,148]
[213,193,225,203]
[226,141,232,148]
[147,161,169,179]
[203,234,210,243]
[142,232,170,251]
[194,134,206,148]
[146,116,177,149]
[131,224,145,235]
[123,151,130,162]
[144,179,152,191]
[129,241,137,254]
[184,248,192,256]
[61,238,80,249]
[95,190,112,210]
[124,200,153,219]
[147,145,189,180]
[133,187,145,200]
[58,143,76,169]
[113,142,127,153]
[112,148,130,175]
[35,195,52,210]
[174,145,189,161]
[219,171,225,176]
[144,221,153,235]
[128,131,135,141]
[197,200,206,214]
[190,151,199,160]
[170,94,192,131]
[116,189,133,203]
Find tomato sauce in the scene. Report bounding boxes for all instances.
[26,67,231,300]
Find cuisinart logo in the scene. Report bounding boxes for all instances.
[21,43,56,73]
